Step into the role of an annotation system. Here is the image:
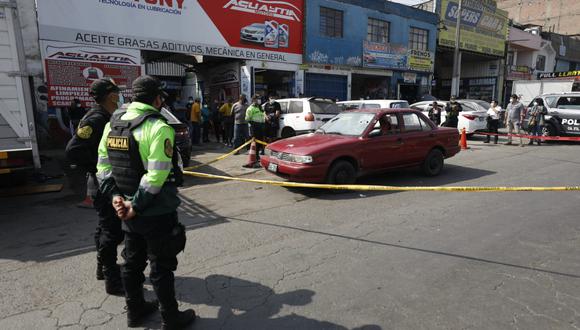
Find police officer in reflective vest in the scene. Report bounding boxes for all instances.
[65,78,124,296]
[96,76,195,329]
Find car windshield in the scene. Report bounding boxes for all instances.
[391,101,409,108]
[310,100,340,114]
[471,100,491,110]
[318,112,375,136]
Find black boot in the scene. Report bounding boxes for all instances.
[127,300,159,328]
[161,309,196,330]
[105,277,124,296]
[96,258,104,280]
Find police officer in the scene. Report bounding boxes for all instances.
[444,96,463,128]
[65,79,124,296]
[96,76,195,329]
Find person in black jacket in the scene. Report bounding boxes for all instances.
[65,79,124,296]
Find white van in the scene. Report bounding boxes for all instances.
[337,99,410,111]
[274,98,340,138]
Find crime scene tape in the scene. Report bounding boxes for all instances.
[183,170,580,192]
[255,139,269,146]
[183,139,253,171]
[474,131,580,141]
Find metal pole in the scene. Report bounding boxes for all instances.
[451,0,462,98]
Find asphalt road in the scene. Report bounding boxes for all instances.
[1,137,580,329]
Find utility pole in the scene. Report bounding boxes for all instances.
[451,0,462,98]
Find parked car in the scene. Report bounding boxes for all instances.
[160,107,192,167]
[410,99,490,134]
[337,99,409,111]
[260,109,460,183]
[240,23,265,43]
[273,97,340,138]
[522,93,580,138]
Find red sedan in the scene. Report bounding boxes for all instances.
[260,109,460,184]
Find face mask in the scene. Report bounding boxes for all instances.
[509,98,514,102]
[117,94,125,108]
[533,102,538,106]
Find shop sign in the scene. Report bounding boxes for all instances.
[363,41,408,70]
[407,49,434,72]
[40,40,141,108]
[403,72,417,84]
[538,70,580,79]
[438,0,508,56]
[37,0,304,64]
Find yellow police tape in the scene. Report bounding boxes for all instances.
[182,170,580,192]
[183,139,253,171]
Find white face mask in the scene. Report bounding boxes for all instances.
[509,98,514,103]
[117,94,125,108]
[533,102,538,106]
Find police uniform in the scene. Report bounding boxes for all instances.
[65,79,124,296]
[96,76,195,329]
[445,100,463,128]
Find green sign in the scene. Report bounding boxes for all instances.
[439,0,508,56]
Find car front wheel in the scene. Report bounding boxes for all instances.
[542,123,557,143]
[326,160,356,184]
[422,149,444,176]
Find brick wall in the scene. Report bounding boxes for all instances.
[497,0,580,35]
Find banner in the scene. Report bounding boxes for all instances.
[37,0,303,64]
[438,0,508,56]
[40,41,141,107]
[363,41,434,72]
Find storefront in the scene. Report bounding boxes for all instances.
[36,0,304,110]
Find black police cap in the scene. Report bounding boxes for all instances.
[132,75,168,100]
[90,78,120,101]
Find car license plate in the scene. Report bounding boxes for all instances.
[267,163,278,172]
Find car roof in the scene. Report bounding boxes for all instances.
[539,92,580,97]
[337,99,408,104]
[344,108,421,115]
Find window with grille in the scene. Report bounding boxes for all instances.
[536,55,546,71]
[367,18,389,43]
[409,27,429,51]
[320,7,343,38]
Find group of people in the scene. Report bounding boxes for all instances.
[66,76,195,329]
[427,95,547,146]
[189,94,282,156]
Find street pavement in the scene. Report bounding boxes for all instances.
[1,135,580,329]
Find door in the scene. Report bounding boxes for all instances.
[359,113,404,172]
[553,96,580,135]
[400,112,436,164]
[305,73,347,101]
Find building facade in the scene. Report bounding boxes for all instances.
[302,0,438,103]
[497,0,580,36]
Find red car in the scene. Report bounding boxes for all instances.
[260,109,460,184]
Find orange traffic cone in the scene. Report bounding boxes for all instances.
[77,195,94,209]
[459,127,469,150]
[242,139,260,168]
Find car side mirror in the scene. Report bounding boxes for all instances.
[368,129,381,138]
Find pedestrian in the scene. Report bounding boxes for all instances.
[444,96,462,128]
[246,95,266,158]
[67,98,86,136]
[96,75,195,329]
[428,101,442,126]
[484,100,501,144]
[527,98,547,145]
[263,94,281,141]
[504,94,525,146]
[190,98,201,145]
[201,102,211,142]
[211,99,222,143]
[65,79,124,296]
[219,98,234,147]
[232,94,249,149]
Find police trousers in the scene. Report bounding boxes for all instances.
[92,181,123,280]
[121,212,186,312]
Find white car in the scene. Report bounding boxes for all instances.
[274,97,340,138]
[337,99,409,111]
[410,99,490,135]
[240,23,265,43]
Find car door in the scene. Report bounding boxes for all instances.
[400,112,436,164]
[359,113,404,172]
[554,96,580,135]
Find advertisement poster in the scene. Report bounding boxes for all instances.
[438,0,508,56]
[40,41,141,107]
[37,0,304,64]
[407,49,434,72]
[363,41,407,70]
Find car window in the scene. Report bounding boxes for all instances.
[343,103,360,110]
[459,102,477,112]
[472,100,491,110]
[544,96,557,108]
[402,113,431,132]
[288,101,303,113]
[319,112,375,136]
[556,96,580,109]
[310,100,340,114]
[410,105,425,111]
[390,102,409,108]
[279,101,289,114]
[362,103,381,109]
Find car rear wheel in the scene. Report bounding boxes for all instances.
[326,160,356,185]
[422,149,444,176]
[281,127,295,139]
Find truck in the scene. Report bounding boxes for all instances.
[512,79,579,106]
[0,0,41,179]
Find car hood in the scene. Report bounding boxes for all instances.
[268,133,355,154]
